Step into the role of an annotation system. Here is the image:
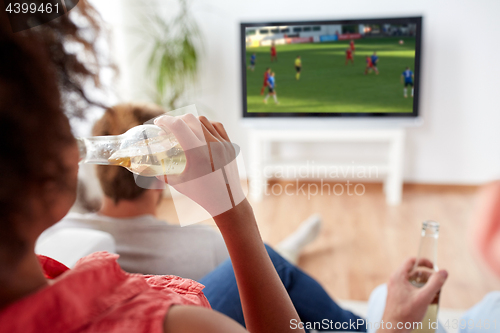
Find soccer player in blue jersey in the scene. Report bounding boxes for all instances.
[370,51,379,74]
[248,53,256,71]
[263,72,279,104]
[401,66,414,98]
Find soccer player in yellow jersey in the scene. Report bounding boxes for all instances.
[294,55,302,80]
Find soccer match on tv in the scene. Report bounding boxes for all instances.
[244,21,418,114]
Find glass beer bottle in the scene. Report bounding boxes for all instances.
[77,124,186,177]
[409,221,440,333]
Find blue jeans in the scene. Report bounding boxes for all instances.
[200,245,366,332]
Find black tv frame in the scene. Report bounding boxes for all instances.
[240,16,422,118]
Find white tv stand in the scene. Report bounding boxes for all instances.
[247,127,405,205]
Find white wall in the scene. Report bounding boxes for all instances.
[105,0,500,185]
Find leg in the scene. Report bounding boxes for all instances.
[200,245,366,332]
[273,92,278,104]
[276,214,321,264]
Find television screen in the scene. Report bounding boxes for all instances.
[240,17,422,118]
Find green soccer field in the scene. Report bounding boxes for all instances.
[245,37,416,113]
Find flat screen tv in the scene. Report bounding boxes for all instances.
[240,17,422,118]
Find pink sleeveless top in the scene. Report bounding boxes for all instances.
[0,252,210,333]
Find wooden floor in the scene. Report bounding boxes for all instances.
[157,181,500,310]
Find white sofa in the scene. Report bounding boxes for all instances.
[36,228,116,268]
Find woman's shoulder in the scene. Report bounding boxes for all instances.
[73,251,211,307]
[0,252,210,333]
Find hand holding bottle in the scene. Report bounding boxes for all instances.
[379,258,448,333]
[154,114,245,217]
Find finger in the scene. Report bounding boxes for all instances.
[181,113,205,142]
[415,258,435,270]
[212,121,231,142]
[417,270,448,304]
[198,120,218,144]
[399,257,417,276]
[199,116,223,141]
[154,115,203,151]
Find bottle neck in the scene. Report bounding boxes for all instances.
[76,136,123,165]
[415,221,439,271]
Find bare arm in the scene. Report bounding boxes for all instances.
[201,118,301,332]
[214,199,300,332]
[164,306,248,333]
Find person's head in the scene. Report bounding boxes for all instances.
[266,67,270,73]
[93,103,165,204]
[373,51,377,55]
[406,66,410,70]
[472,181,500,278]
[0,1,103,268]
[271,72,275,77]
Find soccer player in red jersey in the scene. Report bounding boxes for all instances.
[350,39,355,54]
[270,41,277,62]
[260,67,271,95]
[364,56,373,75]
[345,48,354,65]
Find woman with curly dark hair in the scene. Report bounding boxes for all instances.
[0,2,103,272]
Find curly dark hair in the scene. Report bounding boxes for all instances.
[0,1,104,267]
